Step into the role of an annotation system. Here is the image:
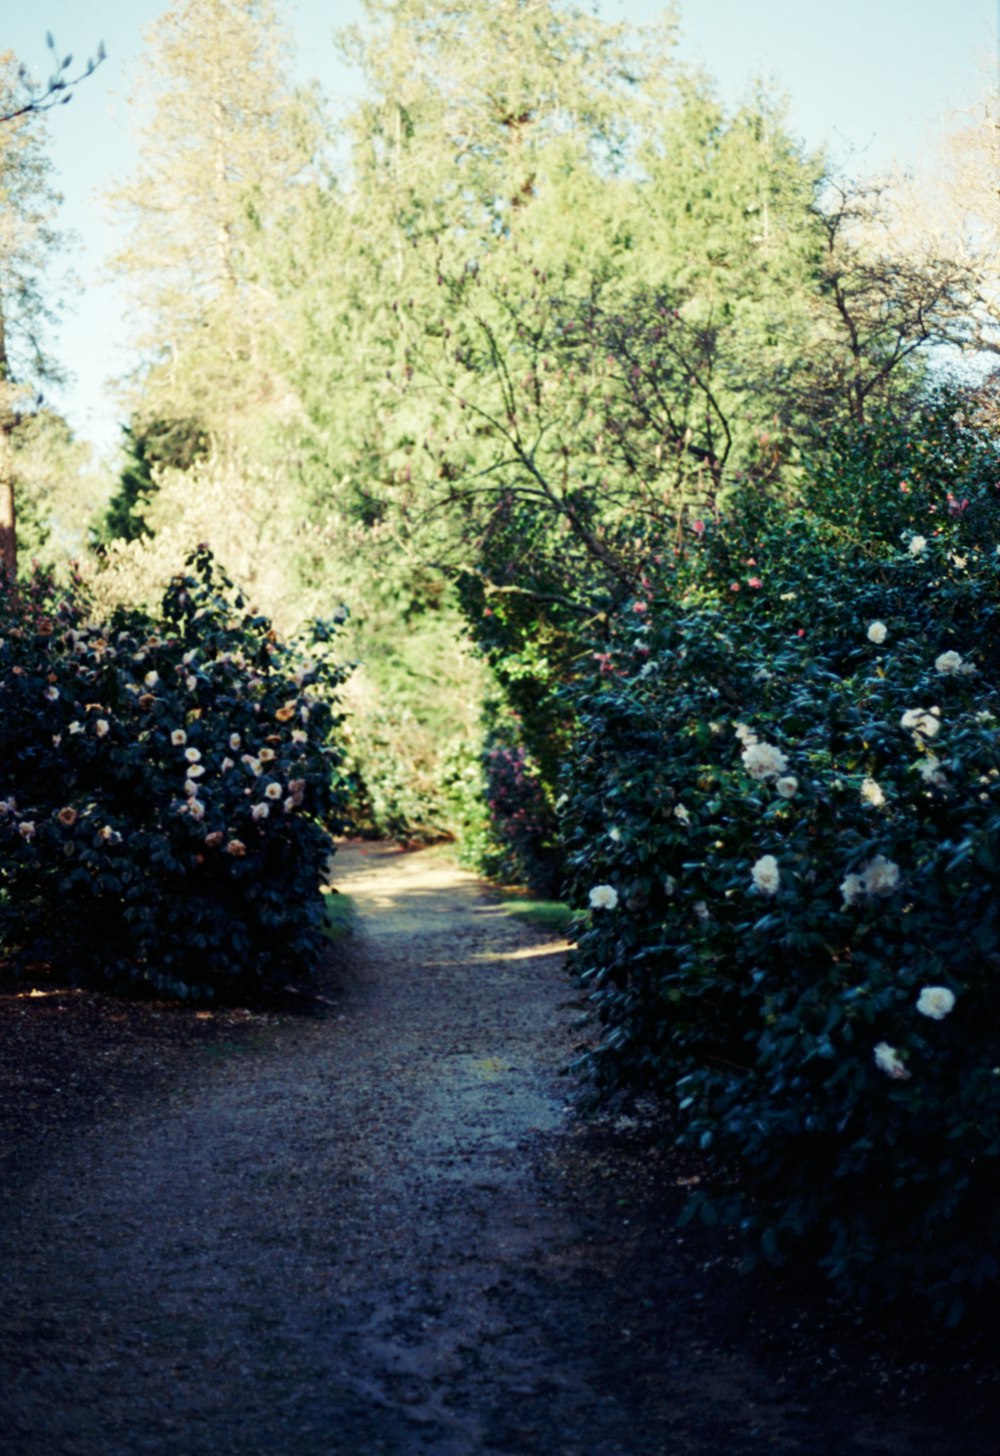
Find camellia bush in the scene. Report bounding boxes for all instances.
[560,394,1000,1319]
[0,547,352,1000]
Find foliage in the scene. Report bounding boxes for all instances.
[561,392,1000,1318]
[0,546,351,1000]
[482,740,561,895]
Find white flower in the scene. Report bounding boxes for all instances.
[258,747,276,763]
[867,621,888,644]
[608,826,622,842]
[915,755,946,786]
[874,1042,910,1080]
[775,776,798,799]
[264,781,283,800]
[291,729,308,745]
[674,804,691,826]
[188,799,205,821]
[144,670,159,688]
[251,802,270,822]
[68,721,82,735]
[916,986,956,1021]
[186,763,205,778]
[182,649,197,666]
[909,535,927,555]
[840,872,865,907]
[862,854,901,898]
[779,591,797,601]
[751,854,781,895]
[95,719,110,737]
[171,729,187,746]
[44,685,59,701]
[733,722,758,746]
[242,755,262,776]
[741,740,789,782]
[842,855,901,904]
[185,675,198,692]
[221,757,234,773]
[589,884,619,911]
[976,711,996,724]
[934,650,963,675]
[184,779,199,798]
[17,821,35,840]
[861,777,885,807]
[900,707,940,739]
[184,746,202,763]
[229,733,241,751]
[951,554,967,570]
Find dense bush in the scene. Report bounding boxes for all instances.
[482,740,562,896]
[560,396,1000,1318]
[0,547,351,1000]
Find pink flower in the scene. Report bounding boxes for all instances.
[748,577,762,589]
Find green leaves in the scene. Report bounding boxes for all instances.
[0,549,352,1000]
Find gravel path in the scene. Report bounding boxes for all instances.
[0,842,996,1455]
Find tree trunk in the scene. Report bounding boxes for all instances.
[0,304,18,584]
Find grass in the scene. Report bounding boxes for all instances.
[322,891,358,942]
[497,894,577,937]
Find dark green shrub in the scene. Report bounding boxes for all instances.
[560,396,1000,1318]
[0,548,351,1000]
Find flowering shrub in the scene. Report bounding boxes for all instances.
[483,741,561,895]
[0,548,351,1000]
[560,402,1000,1317]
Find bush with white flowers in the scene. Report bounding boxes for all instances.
[0,548,352,1000]
[559,393,1000,1319]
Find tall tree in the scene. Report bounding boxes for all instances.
[108,0,322,452]
[0,50,66,582]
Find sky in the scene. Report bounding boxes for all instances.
[3,0,998,460]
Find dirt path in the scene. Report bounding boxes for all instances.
[0,843,996,1455]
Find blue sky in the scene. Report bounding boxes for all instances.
[4,0,997,458]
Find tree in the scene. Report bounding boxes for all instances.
[0,33,105,125]
[0,51,67,581]
[108,0,323,453]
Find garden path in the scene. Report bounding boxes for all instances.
[0,842,993,1455]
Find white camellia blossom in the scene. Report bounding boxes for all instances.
[751,854,781,895]
[186,763,205,779]
[733,722,758,745]
[916,986,956,1020]
[171,729,187,746]
[589,884,619,911]
[934,650,963,674]
[841,855,902,904]
[95,719,110,737]
[674,804,691,826]
[184,746,202,763]
[909,535,928,555]
[44,685,59,701]
[741,740,789,782]
[18,821,35,840]
[874,1042,910,1080]
[867,621,888,644]
[861,777,885,807]
[144,670,159,689]
[915,755,946,786]
[862,854,901,897]
[608,826,622,842]
[264,782,283,801]
[775,776,798,799]
[900,707,941,739]
[251,802,270,822]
